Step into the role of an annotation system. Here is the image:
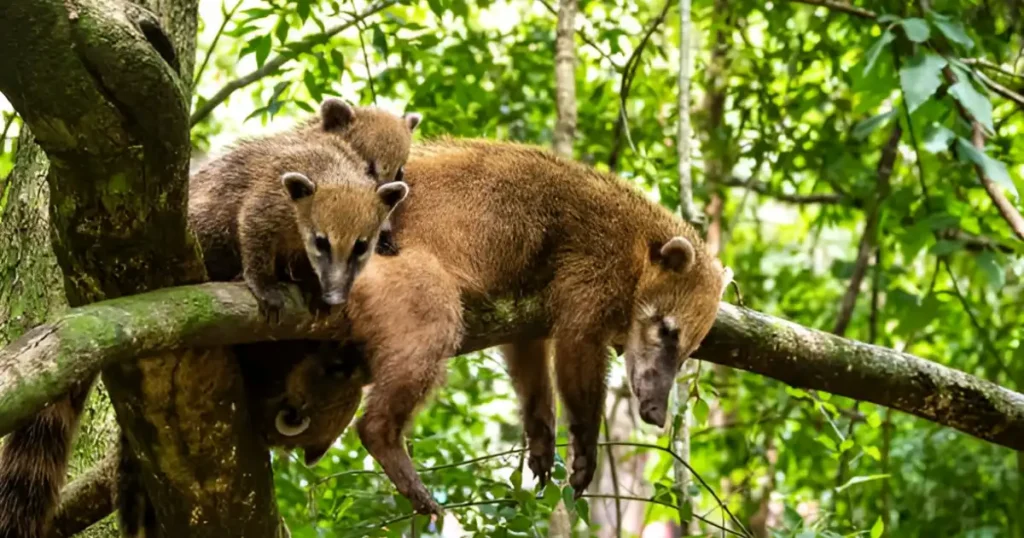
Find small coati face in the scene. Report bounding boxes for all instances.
[318,97,422,185]
[282,172,408,305]
[237,340,371,466]
[625,236,732,428]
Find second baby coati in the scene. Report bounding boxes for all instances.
[341,138,732,515]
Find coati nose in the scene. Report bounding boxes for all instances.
[322,290,347,306]
[639,401,667,428]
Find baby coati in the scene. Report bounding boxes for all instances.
[341,138,731,515]
[189,136,407,313]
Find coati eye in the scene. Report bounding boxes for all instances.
[352,237,369,258]
[658,319,680,340]
[314,234,330,253]
[394,166,404,182]
[366,161,378,179]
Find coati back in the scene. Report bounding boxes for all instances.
[343,138,732,514]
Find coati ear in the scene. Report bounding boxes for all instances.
[404,112,422,132]
[303,443,332,467]
[281,172,316,201]
[657,236,695,272]
[720,266,734,297]
[376,181,409,209]
[320,97,356,131]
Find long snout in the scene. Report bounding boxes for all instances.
[639,400,667,427]
[321,288,348,306]
[632,369,673,428]
[319,270,353,306]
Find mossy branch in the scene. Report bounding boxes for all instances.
[2,281,1023,451]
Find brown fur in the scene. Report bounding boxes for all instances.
[0,382,93,538]
[345,138,730,514]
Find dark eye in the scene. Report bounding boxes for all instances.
[394,166,404,182]
[658,320,679,340]
[314,234,330,252]
[366,161,378,179]
[352,237,369,258]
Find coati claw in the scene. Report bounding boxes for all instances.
[251,283,289,324]
[527,429,555,488]
[306,293,333,319]
[410,489,443,517]
[569,439,598,496]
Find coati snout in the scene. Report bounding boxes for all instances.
[282,171,408,306]
[624,237,733,427]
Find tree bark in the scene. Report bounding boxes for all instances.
[0,0,280,535]
[1,283,1022,452]
[552,0,578,158]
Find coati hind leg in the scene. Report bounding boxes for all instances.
[499,339,556,487]
[552,337,608,496]
[348,250,463,516]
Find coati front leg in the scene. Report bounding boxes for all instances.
[348,251,464,516]
[500,339,556,487]
[239,204,290,320]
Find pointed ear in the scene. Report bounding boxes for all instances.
[303,443,332,467]
[404,112,422,132]
[281,172,316,201]
[656,236,695,272]
[720,266,734,297]
[376,181,409,209]
[320,98,356,132]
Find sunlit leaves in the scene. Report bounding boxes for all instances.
[899,52,947,113]
[929,12,975,50]
[948,80,994,133]
[870,516,885,538]
[852,109,896,141]
[956,138,1017,198]
[899,18,930,43]
[922,123,956,153]
[862,30,895,76]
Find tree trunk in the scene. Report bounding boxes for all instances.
[0,0,280,535]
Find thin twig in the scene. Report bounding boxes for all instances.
[582,495,746,537]
[190,0,398,125]
[354,15,378,104]
[962,58,1024,81]
[833,124,901,336]
[939,263,1009,373]
[602,400,624,538]
[785,0,878,19]
[719,176,847,204]
[193,0,244,89]
[972,69,1024,109]
[347,500,516,537]
[607,0,673,171]
[604,441,752,537]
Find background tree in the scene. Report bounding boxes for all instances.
[2,0,1023,537]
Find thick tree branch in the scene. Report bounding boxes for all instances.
[1,282,1023,452]
[49,452,118,538]
[189,0,398,126]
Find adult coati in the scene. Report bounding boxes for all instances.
[343,138,731,515]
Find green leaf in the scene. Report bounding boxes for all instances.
[867,412,882,429]
[863,31,896,76]
[949,81,994,133]
[817,434,838,452]
[975,251,1005,289]
[839,438,855,453]
[871,516,885,538]
[541,482,561,508]
[510,469,522,491]
[839,473,888,489]
[930,239,963,256]
[296,0,310,21]
[274,17,289,44]
[373,26,389,57]
[899,52,947,113]
[427,0,445,18]
[864,446,882,460]
[303,71,322,102]
[330,50,346,74]
[576,498,590,525]
[692,398,710,426]
[852,109,896,141]
[899,18,930,42]
[561,485,576,512]
[956,138,1017,198]
[931,17,974,49]
[922,123,956,153]
[254,35,272,68]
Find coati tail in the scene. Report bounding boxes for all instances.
[0,380,94,538]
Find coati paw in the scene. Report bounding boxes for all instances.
[569,441,597,496]
[409,487,443,517]
[251,283,289,323]
[527,429,555,487]
[306,293,333,319]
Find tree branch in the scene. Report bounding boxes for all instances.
[1,282,1023,452]
[189,0,398,126]
[49,452,118,538]
[718,176,848,205]
[785,0,878,19]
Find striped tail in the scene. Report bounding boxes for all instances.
[0,380,94,538]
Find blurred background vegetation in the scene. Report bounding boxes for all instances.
[2,0,1023,536]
